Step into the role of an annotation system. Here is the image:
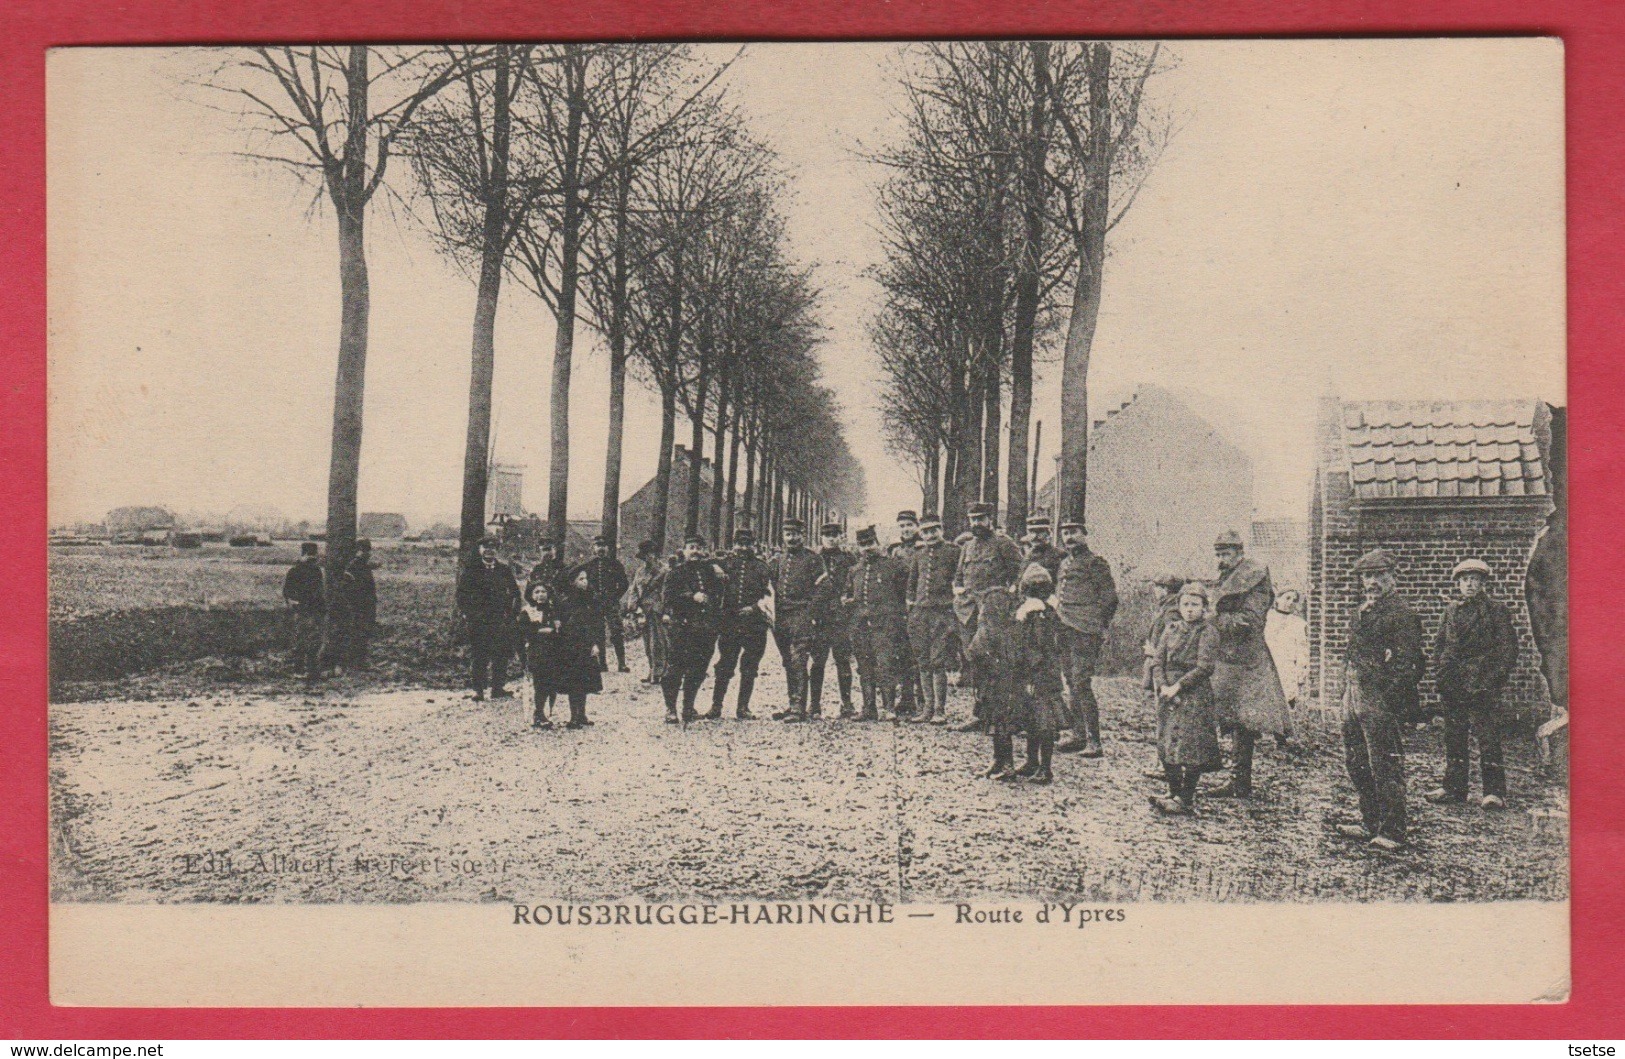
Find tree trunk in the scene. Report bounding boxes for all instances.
[955,357,983,526]
[709,372,730,544]
[685,366,709,539]
[457,46,513,558]
[546,54,587,545]
[724,392,743,543]
[982,357,1001,514]
[651,387,677,556]
[922,443,940,519]
[1005,40,1050,535]
[598,161,632,555]
[1057,43,1112,526]
[741,417,757,538]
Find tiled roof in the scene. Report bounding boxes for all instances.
[1341,399,1547,501]
[1251,518,1306,548]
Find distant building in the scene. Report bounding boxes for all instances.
[619,445,737,558]
[358,512,408,539]
[1035,384,1255,583]
[1308,396,1556,713]
[106,506,176,536]
[486,464,525,525]
[1251,517,1308,594]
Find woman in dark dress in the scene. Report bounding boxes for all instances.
[1150,582,1223,815]
[552,566,605,729]
[1011,563,1068,785]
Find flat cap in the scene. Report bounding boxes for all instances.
[1452,557,1493,579]
[1179,581,1211,603]
[1214,530,1245,549]
[1352,548,1397,574]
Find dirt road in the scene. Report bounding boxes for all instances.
[50,655,1568,904]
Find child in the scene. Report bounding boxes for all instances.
[515,580,562,729]
[1265,588,1309,747]
[1150,582,1223,815]
[967,587,1021,780]
[554,566,606,729]
[1012,563,1067,785]
[1140,575,1188,780]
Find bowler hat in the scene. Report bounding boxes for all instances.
[1452,557,1493,580]
[1352,548,1397,574]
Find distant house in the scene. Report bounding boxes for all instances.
[358,512,408,539]
[1251,518,1308,594]
[106,506,176,536]
[1308,396,1557,713]
[619,445,738,558]
[486,465,525,525]
[1035,384,1254,583]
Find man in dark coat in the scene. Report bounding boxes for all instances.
[772,519,824,722]
[580,535,631,674]
[906,516,960,724]
[849,526,910,721]
[1053,519,1118,756]
[661,535,727,723]
[628,540,667,684]
[809,522,857,719]
[953,501,1023,731]
[328,538,378,670]
[1208,530,1291,798]
[282,541,327,679]
[709,528,772,720]
[457,538,521,700]
[528,540,567,596]
[1337,548,1425,852]
[887,510,924,718]
[1426,557,1520,809]
[1022,514,1065,584]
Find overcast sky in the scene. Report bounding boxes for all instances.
[47,39,1564,530]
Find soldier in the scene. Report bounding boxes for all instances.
[1208,530,1291,798]
[771,519,823,722]
[1425,557,1520,810]
[1053,519,1119,756]
[580,535,631,674]
[660,535,726,724]
[809,522,858,720]
[1022,514,1064,584]
[1337,548,1424,852]
[952,501,1023,731]
[528,540,566,596]
[887,510,925,718]
[456,537,521,701]
[282,541,327,679]
[329,538,378,671]
[849,526,910,721]
[907,516,960,725]
[709,528,772,720]
[628,540,667,685]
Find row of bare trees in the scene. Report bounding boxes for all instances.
[217,44,862,581]
[872,41,1168,535]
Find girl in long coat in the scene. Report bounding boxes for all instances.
[1151,582,1223,815]
[1011,564,1068,785]
[967,585,1022,780]
[516,580,562,728]
[528,567,604,730]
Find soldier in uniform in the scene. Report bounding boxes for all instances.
[1425,557,1520,810]
[887,510,924,718]
[329,538,378,671]
[771,519,824,722]
[282,541,327,679]
[1337,548,1424,852]
[1053,519,1118,756]
[528,540,567,596]
[848,526,910,721]
[809,522,857,720]
[628,540,667,685]
[1022,514,1064,584]
[1208,530,1292,798]
[456,537,522,701]
[708,528,772,720]
[907,516,960,724]
[952,501,1023,731]
[660,535,727,723]
[580,535,631,673]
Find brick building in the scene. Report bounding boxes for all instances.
[618,445,736,558]
[1035,384,1255,583]
[1308,397,1556,714]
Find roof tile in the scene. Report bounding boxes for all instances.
[1336,399,1548,502]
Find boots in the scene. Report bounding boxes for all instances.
[735,675,757,720]
[704,676,728,721]
[858,685,878,722]
[682,677,702,722]
[662,678,681,724]
[984,733,1016,780]
[837,666,855,718]
[931,672,949,724]
[909,673,935,723]
[1030,738,1054,785]
[1014,736,1041,778]
[808,665,825,719]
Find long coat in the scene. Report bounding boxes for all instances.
[1431,593,1519,700]
[1265,607,1309,707]
[1346,590,1424,717]
[518,589,603,697]
[964,590,1022,735]
[1011,599,1069,739]
[1210,558,1291,736]
[1152,617,1223,768]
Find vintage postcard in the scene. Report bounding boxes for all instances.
[46,38,1567,1006]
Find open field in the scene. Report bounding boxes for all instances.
[49,664,1569,905]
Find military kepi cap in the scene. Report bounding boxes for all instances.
[918,516,943,530]
[820,522,844,536]
[684,534,707,547]
[1058,518,1086,532]
[1026,514,1052,530]
[733,528,756,544]
[1352,548,1396,574]
[896,510,918,523]
[1452,557,1493,579]
[855,525,879,546]
[967,501,995,517]
[782,518,806,532]
[592,534,610,546]
[1214,530,1245,549]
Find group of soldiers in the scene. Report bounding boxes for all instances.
[280,539,378,679]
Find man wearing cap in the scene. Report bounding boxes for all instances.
[1426,558,1519,810]
[1022,514,1065,584]
[457,538,522,701]
[1052,519,1119,756]
[328,538,379,671]
[848,526,910,721]
[1208,530,1291,797]
[528,539,567,596]
[580,535,632,674]
[1338,548,1424,852]
[282,541,328,679]
[887,510,924,718]
[952,501,1024,731]
[907,515,961,724]
[709,528,773,720]
[771,519,824,721]
[628,540,667,684]
[660,535,727,723]
[809,522,858,720]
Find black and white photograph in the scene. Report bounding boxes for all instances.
[46,38,1568,1005]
